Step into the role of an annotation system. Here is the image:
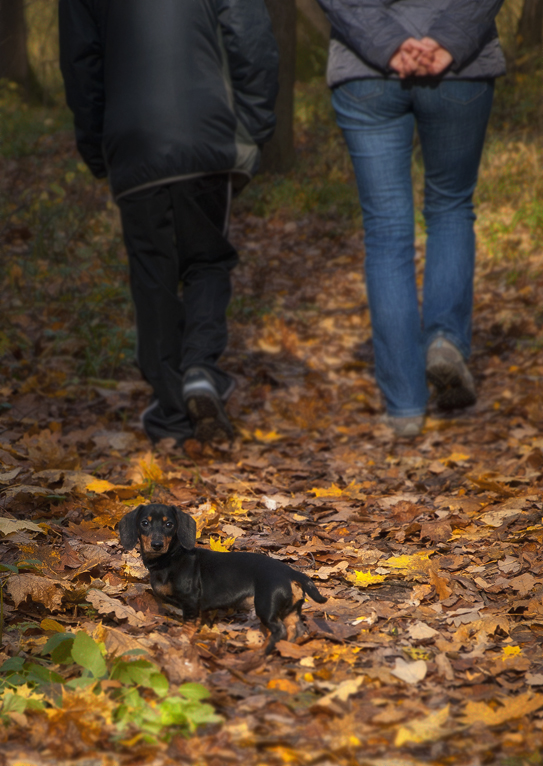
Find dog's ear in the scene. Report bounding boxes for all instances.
[173,507,197,549]
[118,507,142,550]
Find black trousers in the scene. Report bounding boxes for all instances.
[118,175,238,441]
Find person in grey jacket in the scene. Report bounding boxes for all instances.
[317,0,505,437]
[59,0,278,446]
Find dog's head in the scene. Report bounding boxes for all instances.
[118,504,197,559]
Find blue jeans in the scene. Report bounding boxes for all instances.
[332,78,494,417]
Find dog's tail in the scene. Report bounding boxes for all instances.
[292,571,327,604]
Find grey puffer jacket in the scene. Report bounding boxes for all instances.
[316,0,506,87]
[59,0,278,199]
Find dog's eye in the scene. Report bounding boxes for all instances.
[164,522,174,530]
[141,520,149,528]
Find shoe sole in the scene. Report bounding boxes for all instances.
[186,392,233,443]
[427,363,476,411]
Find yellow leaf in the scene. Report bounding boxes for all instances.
[138,454,164,483]
[441,452,470,465]
[395,705,450,746]
[209,536,235,552]
[85,479,118,494]
[225,496,247,515]
[502,645,522,660]
[40,618,65,633]
[384,551,434,571]
[309,480,365,498]
[310,483,344,497]
[2,684,45,703]
[460,693,543,727]
[254,429,282,442]
[267,679,301,694]
[345,570,386,587]
[404,647,432,661]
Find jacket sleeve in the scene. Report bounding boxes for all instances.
[427,0,505,71]
[217,0,279,145]
[315,0,409,73]
[58,0,107,178]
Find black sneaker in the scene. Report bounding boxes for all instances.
[182,367,234,442]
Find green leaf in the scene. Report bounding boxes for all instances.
[178,683,211,701]
[1,691,28,714]
[42,632,75,664]
[71,631,107,679]
[24,662,64,687]
[149,672,169,697]
[0,657,25,673]
[0,563,18,573]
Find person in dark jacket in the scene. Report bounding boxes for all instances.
[59,0,278,445]
[317,0,505,437]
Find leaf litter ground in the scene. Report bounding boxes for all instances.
[2,91,543,766]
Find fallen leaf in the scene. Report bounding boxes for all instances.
[0,518,44,536]
[460,693,543,726]
[209,536,235,552]
[315,677,365,707]
[395,705,450,746]
[390,658,428,685]
[86,589,148,627]
[6,574,68,610]
[407,622,439,640]
[345,570,387,587]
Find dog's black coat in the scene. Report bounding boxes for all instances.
[118,503,327,653]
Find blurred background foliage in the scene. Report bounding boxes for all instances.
[0,0,541,382]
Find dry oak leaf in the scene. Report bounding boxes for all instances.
[459,693,543,727]
[479,508,525,527]
[0,517,44,536]
[509,572,539,596]
[6,573,68,610]
[391,658,428,685]
[86,588,147,627]
[395,705,450,747]
[0,484,51,501]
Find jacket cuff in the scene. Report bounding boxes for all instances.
[427,19,476,71]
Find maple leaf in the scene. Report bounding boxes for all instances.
[460,693,543,727]
[209,536,235,552]
[345,570,386,587]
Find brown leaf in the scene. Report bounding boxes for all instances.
[419,520,453,543]
[86,588,148,627]
[429,568,453,600]
[6,573,67,610]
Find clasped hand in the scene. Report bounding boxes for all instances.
[389,37,453,78]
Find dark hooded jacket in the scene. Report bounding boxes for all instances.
[59,0,279,199]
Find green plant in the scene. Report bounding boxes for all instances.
[0,630,221,742]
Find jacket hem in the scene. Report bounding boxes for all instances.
[114,169,251,201]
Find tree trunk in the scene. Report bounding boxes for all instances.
[517,0,543,49]
[0,0,30,85]
[261,0,297,173]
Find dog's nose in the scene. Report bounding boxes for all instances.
[151,541,163,551]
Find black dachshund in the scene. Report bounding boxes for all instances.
[118,503,327,653]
